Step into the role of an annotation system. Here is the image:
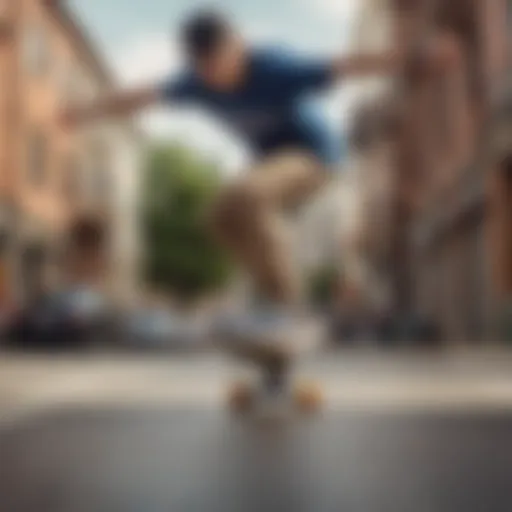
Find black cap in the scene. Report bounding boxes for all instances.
[180,10,231,60]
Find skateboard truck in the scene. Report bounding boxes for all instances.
[261,357,289,394]
[228,353,322,415]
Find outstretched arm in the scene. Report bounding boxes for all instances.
[332,51,403,78]
[60,85,162,127]
[331,39,458,80]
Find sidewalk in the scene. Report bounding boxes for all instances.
[2,349,512,425]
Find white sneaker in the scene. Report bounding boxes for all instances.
[211,308,326,355]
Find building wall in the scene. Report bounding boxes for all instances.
[104,123,142,305]
[399,0,511,340]
[0,0,24,303]
[477,0,509,101]
[18,0,70,231]
[349,0,511,339]
[0,0,141,305]
[481,0,512,318]
[406,13,484,339]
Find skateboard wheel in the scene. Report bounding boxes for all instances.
[227,381,255,412]
[294,382,323,413]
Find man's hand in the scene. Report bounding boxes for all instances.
[333,49,405,79]
[333,33,460,82]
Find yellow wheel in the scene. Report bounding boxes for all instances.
[294,381,323,413]
[227,381,255,413]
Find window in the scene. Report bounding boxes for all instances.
[27,131,47,187]
[23,24,51,76]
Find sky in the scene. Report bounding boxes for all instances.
[70,0,359,172]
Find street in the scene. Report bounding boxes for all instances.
[1,350,512,511]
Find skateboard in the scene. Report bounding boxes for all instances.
[218,331,324,416]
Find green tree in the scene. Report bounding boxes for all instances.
[142,143,232,303]
[307,264,341,308]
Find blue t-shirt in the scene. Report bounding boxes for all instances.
[160,48,340,166]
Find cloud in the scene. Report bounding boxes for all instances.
[111,32,181,86]
[308,0,358,23]
[301,0,359,49]
[246,22,286,45]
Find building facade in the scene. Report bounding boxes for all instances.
[0,0,141,306]
[402,0,510,341]
[350,0,512,341]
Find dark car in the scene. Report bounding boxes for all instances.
[5,287,111,349]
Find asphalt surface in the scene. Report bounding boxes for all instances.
[1,351,512,512]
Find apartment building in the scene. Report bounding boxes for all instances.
[401,0,510,341]
[350,0,512,341]
[0,0,141,305]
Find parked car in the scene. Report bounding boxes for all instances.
[329,307,442,347]
[121,307,204,352]
[394,312,442,347]
[5,287,113,349]
[0,304,16,340]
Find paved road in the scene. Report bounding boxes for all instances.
[1,350,512,512]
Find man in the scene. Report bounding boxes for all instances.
[62,10,456,344]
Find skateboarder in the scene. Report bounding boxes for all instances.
[62,10,456,348]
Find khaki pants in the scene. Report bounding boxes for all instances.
[209,151,327,305]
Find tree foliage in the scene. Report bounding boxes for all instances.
[307,264,341,308]
[142,143,232,303]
